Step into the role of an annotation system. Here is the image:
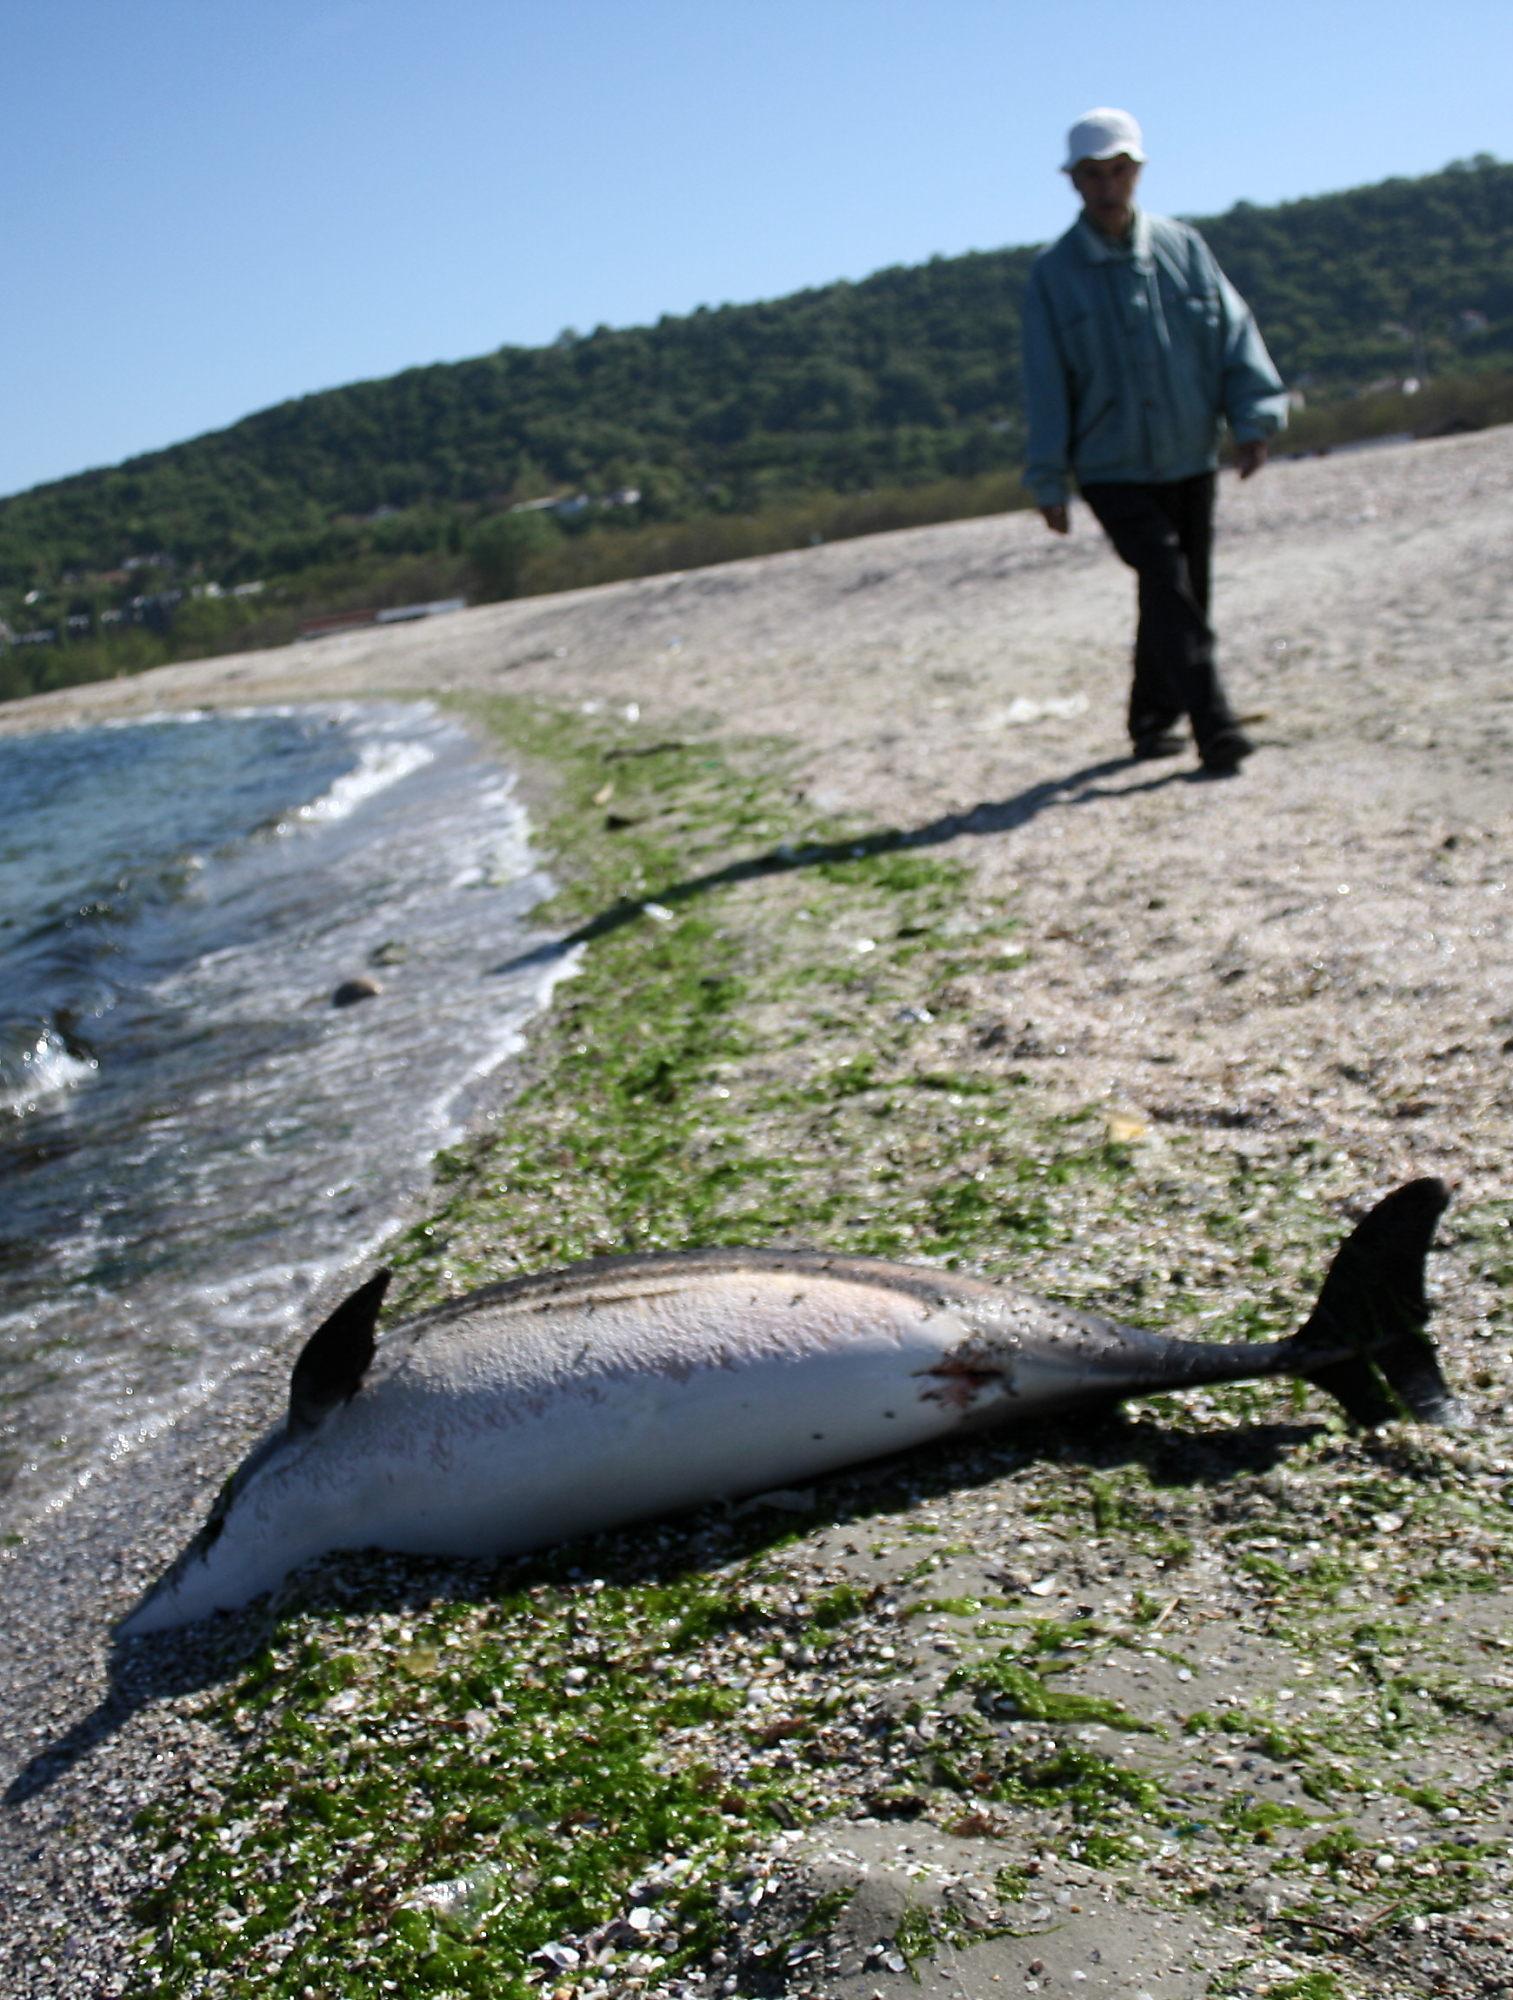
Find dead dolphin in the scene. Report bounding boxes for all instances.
[122,1178,1458,1632]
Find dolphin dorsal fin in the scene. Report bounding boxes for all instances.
[287,1269,391,1432]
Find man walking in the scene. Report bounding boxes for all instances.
[1021,109,1288,774]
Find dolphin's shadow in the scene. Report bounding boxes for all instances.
[492,752,1197,974]
[3,1616,259,1807]
[5,1402,1318,1806]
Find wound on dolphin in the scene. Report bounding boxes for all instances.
[121,1178,1460,1634]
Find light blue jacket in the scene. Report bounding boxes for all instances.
[1021,210,1288,507]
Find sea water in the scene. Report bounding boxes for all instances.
[0,702,573,1528]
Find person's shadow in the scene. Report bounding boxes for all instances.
[5,1399,1324,1807]
[492,751,1197,974]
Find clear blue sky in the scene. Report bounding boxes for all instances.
[5,0,1508,500]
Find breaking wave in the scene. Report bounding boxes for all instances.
[0,1021,98,1115]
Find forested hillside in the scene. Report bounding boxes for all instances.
[2,155,1508,697]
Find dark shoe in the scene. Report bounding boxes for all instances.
[1132,729,1186,760]
[1199,726,1255,775]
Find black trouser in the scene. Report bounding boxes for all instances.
[1079,473,1236,749]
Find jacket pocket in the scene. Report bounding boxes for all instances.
[1073,396,1117,447]
[1183,292,1221,363]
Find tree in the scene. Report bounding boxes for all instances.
[465,511,561,601]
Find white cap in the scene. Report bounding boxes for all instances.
[1061,107,1146,173]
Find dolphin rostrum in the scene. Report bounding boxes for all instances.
[121,1178,1458,1633]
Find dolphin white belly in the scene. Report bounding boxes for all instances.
[121,1180,1457,1633]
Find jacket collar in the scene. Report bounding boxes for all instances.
[1071,207,1152,267]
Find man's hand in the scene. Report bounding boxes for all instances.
[1235,439,1269,480]
[1039,504,1070,534]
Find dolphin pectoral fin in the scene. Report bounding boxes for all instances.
[1292,1178,1459,1426]
[287,1269,391,1432]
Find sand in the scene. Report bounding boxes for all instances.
[8,426,1509,1206]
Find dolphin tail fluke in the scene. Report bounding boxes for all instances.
[1290,1178,1460,1426]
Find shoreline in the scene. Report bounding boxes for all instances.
[1,428,1510,1997]
[0,697,576,1535]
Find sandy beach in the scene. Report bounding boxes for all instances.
[1,427,1510,1998]
[7,426,1509,1216]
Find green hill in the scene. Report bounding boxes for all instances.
[2,154,1509,698]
